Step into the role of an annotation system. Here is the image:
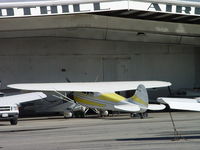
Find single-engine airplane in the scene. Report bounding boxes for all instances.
[8,81,171,118]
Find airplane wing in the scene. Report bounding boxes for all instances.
[8,81,171,93]
[148,104,166,111]
[157,97,200,111]
[0,92,47,106]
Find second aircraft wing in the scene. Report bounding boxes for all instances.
[157,97,200,111]
[0,92,47,105]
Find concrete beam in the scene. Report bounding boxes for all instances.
[1,14,200,35]
[0,14,200,45]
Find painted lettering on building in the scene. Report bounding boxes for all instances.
[0,0,199,18]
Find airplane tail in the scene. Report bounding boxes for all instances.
[129,84,149,112]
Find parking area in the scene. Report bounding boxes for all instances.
[0,112,200,150]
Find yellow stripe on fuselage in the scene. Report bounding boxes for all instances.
[131,95,148,106]
[96,93,125,103]
[74,96,105,107]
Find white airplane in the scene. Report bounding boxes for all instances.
[157,97,200,111]
[0,92,47,125]
[8,81,171,118]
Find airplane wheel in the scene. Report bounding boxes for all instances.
[130,113,134,118]
[139,112,148,119]
[63,111,73,118]
[99,110,109,117]
[130,113,140,118]
[143,112,148,118]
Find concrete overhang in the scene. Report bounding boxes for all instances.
[1,0,200,24]
[0,14,200,45]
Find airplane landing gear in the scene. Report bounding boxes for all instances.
[72,107,89,118]
[63,110,87,118]
[130,112,148,119]
[73,111,86,118]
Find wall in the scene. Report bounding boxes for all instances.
[0,37,198,92]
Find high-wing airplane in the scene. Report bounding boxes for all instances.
[8,81,171,118]
[0,92,47,125]
[157,97,200,112]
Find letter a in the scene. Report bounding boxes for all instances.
[147,3,161,11]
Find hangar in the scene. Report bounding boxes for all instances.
[0,0,200,103]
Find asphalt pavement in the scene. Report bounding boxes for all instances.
[0,112,200,150]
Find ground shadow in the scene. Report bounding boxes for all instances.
[116,135,200,141]
[0,124,11,126]
[0,126,69,133]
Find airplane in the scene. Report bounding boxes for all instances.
[157,97,200,112]
[8,81,171,118]
[0,92,47,125]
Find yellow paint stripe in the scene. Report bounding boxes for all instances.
[131,95,148,106]
[74,96,105,107]
[96,93,125,103]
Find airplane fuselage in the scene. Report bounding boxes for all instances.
[73,92,146,112]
